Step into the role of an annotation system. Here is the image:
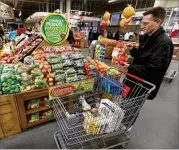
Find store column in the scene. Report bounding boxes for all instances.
[46,0,49,12]
[66,0,71,14]
[60,0,64,13]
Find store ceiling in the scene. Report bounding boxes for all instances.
[1,0,155,19]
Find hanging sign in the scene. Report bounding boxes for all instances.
[41,13,69,45]
[0,2,14,19]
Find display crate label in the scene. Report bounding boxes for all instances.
[49,78,95,100]
[41,13,69,45]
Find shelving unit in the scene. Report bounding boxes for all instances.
[27,117,55,128]
[26,105,53,115]
[15,88,54,130]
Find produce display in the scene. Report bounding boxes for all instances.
[73,32,84,40]
[32,49,55,86]
[0,34,114,96]
[0,34,42,64]
[1,64,20,95]
[26,96,52,111]
[98,36,117,46]
[95,44,105,60]
[26,96,53,123]
[89,59,108,74]
[15,63,48,92]
[112,41,135,65]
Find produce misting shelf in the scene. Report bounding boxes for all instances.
[26,105,53,115]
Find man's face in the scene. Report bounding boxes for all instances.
[141,14,161,34]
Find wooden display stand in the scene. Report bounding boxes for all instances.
[104,44,115,59]
[0,95,21,139]
[73,39,85,48]
[15,88,54,131]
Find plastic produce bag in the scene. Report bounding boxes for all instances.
[74,60,84,68]
[31,68,44,77]
[69,53,85,60]
[51,63,63,70]
[46,57,61,64]
[54,69,64,75]
[55,74,65,83]
[34,78,48,88]
[66,68,76,75]
[44,97,52,106]
[26,64,40,73]
[28,113,39,123]
[76,68,86,75]
[66,74,78,83]
[24,56,35,65]
[62,59,73,67]
[30,99,39,109]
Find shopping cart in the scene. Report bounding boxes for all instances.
[52,69,156,149]
[164,69,178,83]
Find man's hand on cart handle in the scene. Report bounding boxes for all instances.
[123,62,129,68]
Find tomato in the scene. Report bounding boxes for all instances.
[44,65,49,69]
[120,56,125,61]
[43,61,48,65]
[42,68,47,74]
[119,61,124,65]
[125,57,128,62]
[39,64,44,70]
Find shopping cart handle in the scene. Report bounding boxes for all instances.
[119,70,144,83]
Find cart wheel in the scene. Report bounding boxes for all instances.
[120,142,128,149]
[169,79,172,83]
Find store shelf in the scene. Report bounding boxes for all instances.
[27,117,55,128]
[21,88,49,101]
[26,105,53,115]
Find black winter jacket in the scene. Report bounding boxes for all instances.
[128,27,173,100]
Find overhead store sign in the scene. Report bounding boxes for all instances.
[41,13,69,45]
[0,2,14,19]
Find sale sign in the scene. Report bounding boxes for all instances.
[41,13,69,45]
[49,78,95,100]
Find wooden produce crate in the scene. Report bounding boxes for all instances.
[15,88,54,130]
[0,94,21,139]
[72,39,85,48]
[104,44,115,59]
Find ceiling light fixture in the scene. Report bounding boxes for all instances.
[108,0,117,3]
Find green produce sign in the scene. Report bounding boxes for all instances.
[41,13,69,45]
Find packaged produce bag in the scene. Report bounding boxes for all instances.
[99,99,125,133]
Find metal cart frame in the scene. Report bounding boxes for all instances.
[52,69,156,149]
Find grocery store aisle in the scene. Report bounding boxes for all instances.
[0,50,178,148]
[126,60,179,149]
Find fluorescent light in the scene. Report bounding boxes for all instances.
[108,0,117,3]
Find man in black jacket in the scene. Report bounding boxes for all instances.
[122,7,173,130]
[125,7,173,100]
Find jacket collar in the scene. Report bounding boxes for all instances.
[147,26,165,40]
